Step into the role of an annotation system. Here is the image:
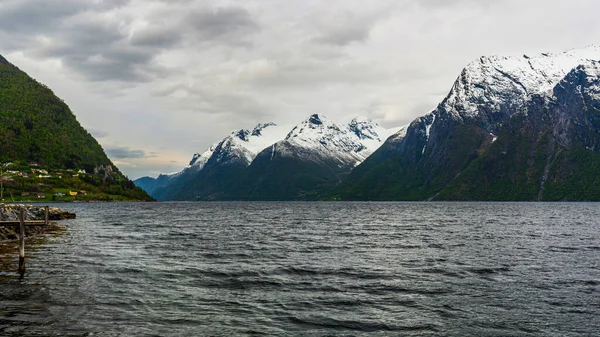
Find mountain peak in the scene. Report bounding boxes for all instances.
[348,117,381,141]
[350,116,372,123]
[286,114,337,141]
[441,45,600,124]
[308,114,325,125]
[232,129,251,142]
[188,153,202,166]
[554,60,600,98]
[251,122,277,136]
[137,113,400,200]
[278,113,393,167]
[335,46,600,202]
[577,60,600,77]
[0,55,9,66]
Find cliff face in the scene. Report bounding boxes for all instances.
[435,61,600,200]
[334,47,600,201]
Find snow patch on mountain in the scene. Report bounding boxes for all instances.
[188,122,289,170]
[580,62,600,101]
[162,114,400,179]
[348,116,395,152]
[423,113,437,154]
[244,122,290,154]
[278,114,392,166]
[187,145,216,171]
[389,125,409,142]
[443,45,600,121]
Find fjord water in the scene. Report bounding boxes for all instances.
[1,202,599,336]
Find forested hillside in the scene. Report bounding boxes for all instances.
[0,55,152,201]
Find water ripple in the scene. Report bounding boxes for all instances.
[1,202,600,336]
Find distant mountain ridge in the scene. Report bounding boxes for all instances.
[136,114,398,200]
[334,45,600,200]
[138,46,600,201]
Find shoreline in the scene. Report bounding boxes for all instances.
[0,204,75,241]
[1,199,153,204]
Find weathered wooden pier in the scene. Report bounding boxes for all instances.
[0,206,49,274]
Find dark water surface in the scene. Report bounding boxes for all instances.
[1,202,599,336]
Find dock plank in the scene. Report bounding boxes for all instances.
[0,220,48,226]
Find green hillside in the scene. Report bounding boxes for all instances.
[0,55,152,201]
[434,117,600,201]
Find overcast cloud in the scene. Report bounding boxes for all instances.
[1,0,599,178]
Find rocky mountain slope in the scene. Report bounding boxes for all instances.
[137,115,396,200]
[334,46,600,200]
[0,55,152,201]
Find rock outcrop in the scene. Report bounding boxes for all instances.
[0,204,75,240]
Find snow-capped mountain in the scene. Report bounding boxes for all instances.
[269,114,394,167]
[135,122,288,198]
[397,45,600,157]
[428,45,600,133]
[180,114,393,174]
[388,46,599,154]
[136,46,600,201]
[336,45,600,201]
[187,122,289,171]
[225,114,397,200]
[135,114,396,200]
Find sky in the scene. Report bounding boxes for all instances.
[1,0,599,179]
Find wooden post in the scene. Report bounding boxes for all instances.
[19,206,25,274]
[45,206,49,226]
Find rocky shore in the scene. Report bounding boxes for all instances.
[0,204,76,240]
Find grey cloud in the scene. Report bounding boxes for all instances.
[414,0,502,9]
[185,7,260,41]
[309,6,395,47]
[92,0,131,10]
[86,47,155,82]
[29,17,158,81]
[186,87,275,119]
[15,7,145,82]
[130,26,182,48]
[3,1,261,83]
[314,25,371,46]
[247,58,425,89]
[105,146,150,159]
[131,6,261,49]
[0,0,85,33]
[63,20,124,47]
[311,11,375,46]
[37,47,154,82]
[0,0,131,33]
[4,0,600,179]
[129,6,259,49]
